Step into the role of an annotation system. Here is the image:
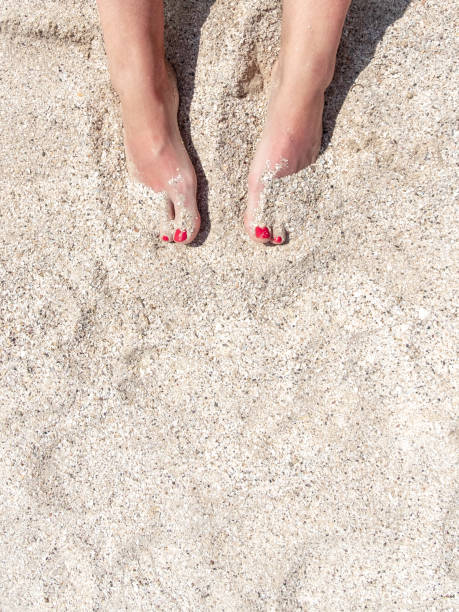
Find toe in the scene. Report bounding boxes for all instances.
[243,208,272,244]
[173,201,200,245]
[159,196,175,244]
[255,225,272,240]
[244,214,272,244]
[174,228,188,243]
[271,223,286,245]
[245,175,275,245]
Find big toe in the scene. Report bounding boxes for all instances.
[159,197,175,243]
[254,224,272,242]
[243,205,271,244]
[173,203,200,244]
[245,221,272,244]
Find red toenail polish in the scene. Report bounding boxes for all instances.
[174,229,187,242]
[162,235,169,242]
[274,236,283,243]
[255,226,271,239]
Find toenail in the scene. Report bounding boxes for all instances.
[255,226,271,240]
[174,229,187,242]
[162,235,170,242]
[274,236,283,244]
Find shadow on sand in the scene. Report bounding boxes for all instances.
[323,0,411,149]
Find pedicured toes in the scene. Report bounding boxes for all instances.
[159,226,174,243]
[174,228,188,243]
[255,226,271,240]
[271,224,286,245]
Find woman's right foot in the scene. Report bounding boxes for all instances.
[116,61,200,244]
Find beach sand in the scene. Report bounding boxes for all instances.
[0,0,457,609]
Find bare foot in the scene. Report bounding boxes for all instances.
[244,61,324,245]
[119,62,200,244]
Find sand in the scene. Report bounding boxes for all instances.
[0,0,458,609]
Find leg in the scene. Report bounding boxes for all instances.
[244,0,351,244]
[96,0,200,244]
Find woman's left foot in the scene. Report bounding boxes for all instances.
[244,61,326,245]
